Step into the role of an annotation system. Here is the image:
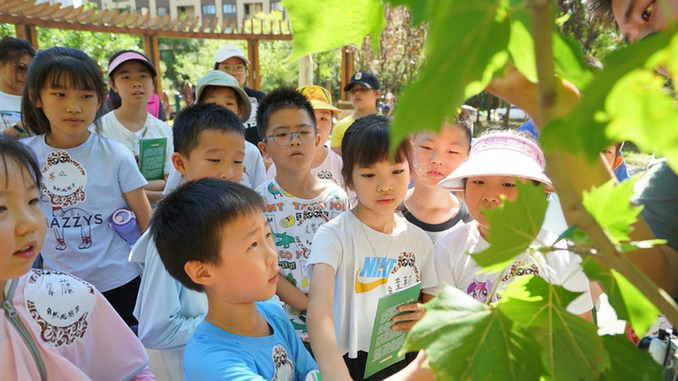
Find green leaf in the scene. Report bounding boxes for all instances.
[582,258,660,336]
[385,0,428,25]
[390,0,511,149]
[499,276,610,381]
[599,335,663,381]
[403,285,545,381]
[508,9,537,83]
[473,181,548,271]
[581,177,643,244]
[283,0,385,60]
[553,34,594,90]
[618,239,667,253]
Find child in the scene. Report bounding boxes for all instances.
[0,37,36,138]
[422,130,593,319]
[21,46,152,327]
[401,111,473,243]
[255,88,350,344]
[267,85,345,190]
[306,115,438,381]
[330,70,381,156]
[132,103,246,380]
[101,50,174,203]
[0,136,154,380]
[151,178,320,380]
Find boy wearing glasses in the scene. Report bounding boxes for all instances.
[256,88,349,347]
[214,45,267,145]
[330,70,381,156]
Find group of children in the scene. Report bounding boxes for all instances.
[1,43,605,380]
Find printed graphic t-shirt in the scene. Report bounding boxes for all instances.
[183,302,320,381]
[256,179,349,341]
[423,223,593,315]
[306,212,438,358]
[267,147,346,189]
[22,133,147,292]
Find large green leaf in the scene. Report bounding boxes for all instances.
[473,181,548,272]
[498,276,610,381]
[582,258,660,336]
[553,34,594,90]
[403,285,545,381]
[599,334,663,381]
[390,0,511,148]
[581,177,643,244]
[283,0,385,60]
[508,9,537,83]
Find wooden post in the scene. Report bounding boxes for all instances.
[142,34,163,96]
[340,45,354,101]
[298,55,313,87]
[15,24,38,49]
[247,39,261,90]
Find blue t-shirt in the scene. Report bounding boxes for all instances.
[183,302,319,381]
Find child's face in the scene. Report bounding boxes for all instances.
[602,145,618,170]
[464,175,523,238]
[110,61,154,106]
[314,109,333,146]
[258,108,321,172]
[216,57,248,88]
[349,85,380,112]
[36,78,99,142]
[202,87,245,120]
[0,54,32,95]
[173,130,245,183]
[412,124,470,188]
[352,159,410,217]
[0,159,46,282]
[203,211,279,303]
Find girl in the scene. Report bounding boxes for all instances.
[0,136,154,379]
[306,115,438,381]
[0,37,36,138]
[101,50,173,203]
[21,46,152,327]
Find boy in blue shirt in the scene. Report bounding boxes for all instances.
[151,178,320,381]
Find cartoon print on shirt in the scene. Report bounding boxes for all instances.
[273,232,295,249]
[279,215,296,228]
[294,204,329,256]
[466,278,500,303]
[316,169,338,186]
[501,259,540,282]
[387,252,420,293]
[50,206,94,250]
[272,344,294,381]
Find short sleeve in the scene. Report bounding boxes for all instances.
[184,349,266,381]
[329,117,352,148]
[418,237,438,290]
[305,223,343,280]
[164,132,174,177]
[116,144,147,194]
[542,250,593,315]
[423,238,456,296]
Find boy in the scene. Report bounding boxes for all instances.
[131,103,247,380]
[256,88,349,343]
[163,70,266,193]
[401,111,473,243]
[423,130,593,321]
[330,70,381,156]
[152,178,320,380]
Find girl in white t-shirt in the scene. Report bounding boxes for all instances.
[101,50,173,203]
[0,37,35,138]
[307,115,438,381]
[21,47,152,327]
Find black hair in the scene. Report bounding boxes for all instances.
[151,178,265,292]
[341,114,412,188]
[256,87,317,140]
[0,135,41,189]
[588,0,616,28]
[173,103,245,157]
[452,109,473,148]
[0,37,36,65]
[21,47,107,135]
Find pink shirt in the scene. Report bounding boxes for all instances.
[1,270,153,380]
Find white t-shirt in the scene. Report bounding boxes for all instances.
[22,133,146,292]
[256,178,349,341]
[163,141,266,195]
[100,111,174,177]
[267,147,345,190]
[0,90,26,136]
[306,212,438,358]
[424,223,592,315]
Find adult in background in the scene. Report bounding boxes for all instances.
[213,45,266,146]
[0,37,36,138]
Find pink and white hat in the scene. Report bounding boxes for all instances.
[438,133,554,192]
[108,51,157,77]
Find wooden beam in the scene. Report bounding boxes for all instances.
[142,35,163,97]
[14,23,37,49]
[247,39,261,90]
[340,46,354,101]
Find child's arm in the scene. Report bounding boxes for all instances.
[307,263,352,381]
[383,351,434,381]
[276,275,309,311]
[124,187,152,233]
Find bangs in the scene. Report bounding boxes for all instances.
[352,125,408,169]
[44,60,100,92]
[0,139,42,189]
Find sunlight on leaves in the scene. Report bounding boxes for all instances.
[582,177,643,244]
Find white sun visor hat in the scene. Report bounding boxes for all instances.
[438,133,555,192]
[214,45,250,65]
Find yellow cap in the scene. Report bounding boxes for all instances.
[297,85,341,114]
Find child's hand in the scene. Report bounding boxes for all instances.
[390,303,425,332]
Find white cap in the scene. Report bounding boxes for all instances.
[214,45,250,65]
[438,133,554,192]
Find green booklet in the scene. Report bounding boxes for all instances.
[138,137,167,181]
[364,281,422,378]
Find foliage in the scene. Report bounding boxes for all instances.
[0,23,16,37]
[556,0,624,59]
[582,177,643,244]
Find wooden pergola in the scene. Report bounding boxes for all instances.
[0,0,356,100]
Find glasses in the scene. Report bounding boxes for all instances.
[219,64,247,74]
[14,63,29,75]
[349,87,371,94]
[264,126,316,146]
